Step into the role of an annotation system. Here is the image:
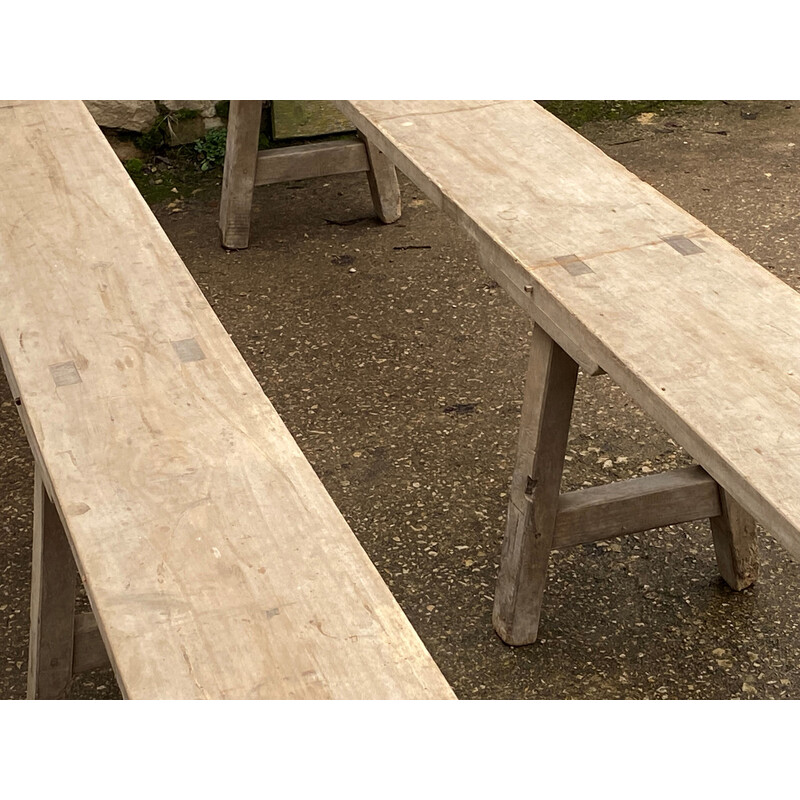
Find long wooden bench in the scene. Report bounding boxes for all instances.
[0,100,455,699]
[326,100,800,646]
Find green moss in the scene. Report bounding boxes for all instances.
[538,100,703,129]
[124,157,144,175]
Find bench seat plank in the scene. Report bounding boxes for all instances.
[336,100,800,560]
[0,100,454,699]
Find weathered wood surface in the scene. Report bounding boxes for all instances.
[711,489,759,590]
[493,328,578,645]
[479,243,602,374]
[360,134,402,224]
[336,100,800,561]
[219,100,262,249]
[553,465,721,549]
[27,465,78,699]
[0,101,454,699]
[255,139,369,186]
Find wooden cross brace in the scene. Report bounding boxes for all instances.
[492,325,758,646]
[219,101,401,250]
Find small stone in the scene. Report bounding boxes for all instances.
[602,459,613,469]
[349,268,357,273]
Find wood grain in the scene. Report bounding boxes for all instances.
[493,327,578,645]
[255,139,369,186]
[219,100,262,249]
[711,489,759,590]
[478,243,602,375]
[0,101,454,699]
[336,100,800,561]
[553,465,720,549]
[360,134,402,223]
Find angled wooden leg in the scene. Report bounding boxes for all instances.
[710,488,758,590]
[359,134,401,223]
[28,465,78,699]
[219,100,263,249]
[493,326,578,645]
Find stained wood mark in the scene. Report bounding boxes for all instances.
[171,338,206,363]
[662,235,703,255]
[555,254,593,276]
[49,361,81,387]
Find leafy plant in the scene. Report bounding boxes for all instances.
[194,127,227,171]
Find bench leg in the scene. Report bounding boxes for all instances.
[710,488,758,590]
[28,465,78,699]
[493,326,578,645]
[219,100,262,250]
[359,134,401,223]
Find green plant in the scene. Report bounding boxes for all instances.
[124,157,144,175]
[194,127,227,171]
[136,114,171,152]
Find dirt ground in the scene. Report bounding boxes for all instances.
[3,100,800,700]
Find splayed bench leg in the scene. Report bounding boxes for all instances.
[219,100,263,250]
[493,326,578,645]
[360,133,401,223]
[711,489,758,590]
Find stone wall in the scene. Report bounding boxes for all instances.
[84,100,225,142]
[84,101,355,162]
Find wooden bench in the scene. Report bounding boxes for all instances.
[219,101,401,249]
[0,100,455,699]
[324,100,800,646]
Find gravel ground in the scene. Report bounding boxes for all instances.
[3,100,800,700]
